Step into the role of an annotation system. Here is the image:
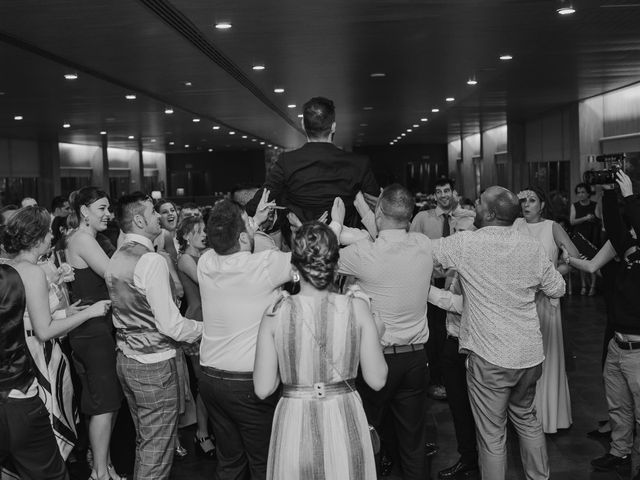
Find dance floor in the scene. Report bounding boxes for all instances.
[163,293,626,479]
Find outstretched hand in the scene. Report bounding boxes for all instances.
[255,189,276,226]
[331,197,346,226]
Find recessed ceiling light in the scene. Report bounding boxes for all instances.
[297,114,303,118]
[431,108,440,113]
[212,126,220,130]
[169,141,175,145]
[401,133,406,137]
[192,118,200,123]
[406,129,413,132]
[64,73,78,80]
[242,135,247,139]
[467,78,478,85]
[274,146,278,150]
[208,148,213,152]
[63,123,71,128]
[360,123,368,127]
[420,118,428,122]
[13,115,23,120]
[100,131,107,135]
[125,94,136,100]
[273,88,285,94]
[363,106,374,111]
[287,104,296,108]
[370,73,386,78]
[215,22,232,29]
[259,141,265,145]
[164,107,174,114]
[150,139,156,143]
[252,65,265,71]
[268,144,272,147]
[556,0,575,15]
[185,144,190,148]
[229,131,236,135]
[128,135,135,139]
[445,97,455,102]
[251,139,257,142]
[499,54,513,61]
[183,81,192,87]
[389,142,394,145]
[413,124,419,128]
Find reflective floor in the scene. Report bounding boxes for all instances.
[165,293,624,479]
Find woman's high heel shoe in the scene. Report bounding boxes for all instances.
[194,434,216,457]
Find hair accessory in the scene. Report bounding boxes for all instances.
[517,190,536,201]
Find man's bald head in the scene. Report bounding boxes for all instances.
[474,186,520,228]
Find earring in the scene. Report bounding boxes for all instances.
[83,215,90,226]
[292,270,300,283]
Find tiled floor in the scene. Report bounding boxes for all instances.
[166,294,625,479]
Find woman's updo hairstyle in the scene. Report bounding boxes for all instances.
[291,221,339,291]
[72,186,108,224]
[2,206,51,254]
[176,216,204,253]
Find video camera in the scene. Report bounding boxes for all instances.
[583,153,626,186]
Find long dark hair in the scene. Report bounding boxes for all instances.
[521,185,554,220]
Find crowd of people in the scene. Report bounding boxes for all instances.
[0,96,639,480]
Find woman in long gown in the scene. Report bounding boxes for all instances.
[514,186,580,433]
[66,186,124,480]
[254,221,387,480]
[0,207,110,475]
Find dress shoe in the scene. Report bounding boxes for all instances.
[428,384,447,401]
[591,453,630,472]
[438,461,479,479]
[425,442,439,457]
[586,428,611,439]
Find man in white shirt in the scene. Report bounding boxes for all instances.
[198,198,291,480]
[105,192,202,480]
[410,178,474,401]
[432,186,565,480]
[335,184,433,480]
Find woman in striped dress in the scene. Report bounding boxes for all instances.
[254,221,387,480]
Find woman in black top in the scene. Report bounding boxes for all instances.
[570,183,601,295]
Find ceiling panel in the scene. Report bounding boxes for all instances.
[0,0,639,153]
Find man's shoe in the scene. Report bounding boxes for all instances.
[438,461,479,479]
[591,453,630,471]
[428,384,447,400]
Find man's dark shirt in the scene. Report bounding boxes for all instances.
[250,142,378,227]
[603,190,640,334]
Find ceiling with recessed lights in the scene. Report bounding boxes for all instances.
[0,0,639,153]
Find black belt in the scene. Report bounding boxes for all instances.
[614,337,640,350]
[200,365,253,381]
[383,344,424,355]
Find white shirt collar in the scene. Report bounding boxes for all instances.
[123,233,155,252]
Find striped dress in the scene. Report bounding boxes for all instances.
[267,292,376,480]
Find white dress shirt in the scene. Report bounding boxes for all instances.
[198,248,292,372]
[123,233,202,364]
[338,229,433,346]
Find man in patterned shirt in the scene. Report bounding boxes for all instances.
[432,186,565,480]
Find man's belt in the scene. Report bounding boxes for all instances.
[614,337,640,350]
[383,344,424,355]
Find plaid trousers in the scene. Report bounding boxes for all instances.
[116,352,178,480]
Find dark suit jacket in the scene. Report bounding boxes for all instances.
[256,142,378,227]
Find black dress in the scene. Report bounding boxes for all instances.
[69,267,122,415]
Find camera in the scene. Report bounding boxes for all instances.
[583,153,626,186]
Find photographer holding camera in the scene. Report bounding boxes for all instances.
[568,170,640,476]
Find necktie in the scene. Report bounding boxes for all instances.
[442,213,450,238]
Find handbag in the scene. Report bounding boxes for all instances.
[294,294,381,455]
